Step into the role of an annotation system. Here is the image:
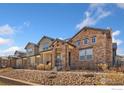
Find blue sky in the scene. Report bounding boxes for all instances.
[0,3,124,56]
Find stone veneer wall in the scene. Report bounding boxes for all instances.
[70,29,113,69]
[52,41,67,70]
[105,31,113,66]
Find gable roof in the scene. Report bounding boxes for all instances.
[14,50,25,54]
[14,50,26,57]
[70,26,111,41]
[37,36,55,45]
[25,42,38,49]
[51,38,76,47]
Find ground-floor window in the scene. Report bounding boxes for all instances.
[79,48,93,61]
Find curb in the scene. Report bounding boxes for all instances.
[0,75,40,85]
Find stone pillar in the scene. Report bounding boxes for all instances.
[52,48,55,68]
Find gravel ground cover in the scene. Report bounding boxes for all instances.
[0,69,124,85]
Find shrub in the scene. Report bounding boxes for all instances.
[0,67,13,73]
[45,63,52,70]
[83,74,95,78]
[36,64,45,70]
[97,63,108,72]
[36,63,52,70]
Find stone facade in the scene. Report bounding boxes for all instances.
[69,27,113,69]
[51,39,76,70]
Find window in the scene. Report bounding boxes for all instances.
[83,38,89,44]
[79,50,85,61]
[43,43,49,50]
[92,36,96,44]
[86,48,93,60]
[75,40,80,46]
[27,48,32,53]
[79,48,93,61]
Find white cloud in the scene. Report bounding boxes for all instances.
[117,48,124,56]
[0,24,14,35]
[58,37,64,40]
[112,30,120,36]
[0,37,12,45]
[112,30,123,45]
[76,4,111,29]
[0,46,25,56]
[116,3,124,9]
[0,22,30,46]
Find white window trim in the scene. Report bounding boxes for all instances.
[92,36,96,44]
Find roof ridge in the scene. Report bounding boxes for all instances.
[70,26,112,41]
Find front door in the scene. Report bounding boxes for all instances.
[55,53,62,70]
[68,52,71,67]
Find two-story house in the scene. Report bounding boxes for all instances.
[69,27,113,70]
[25,42,39,68]
[14,51,26,68]
[37,36,54,65]
[21,36,55,69]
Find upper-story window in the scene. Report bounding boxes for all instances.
[92,36,96,44]
[75,40,80,47]
[43,43,49,50]
[27,48,32,53]
[83,38,89,45]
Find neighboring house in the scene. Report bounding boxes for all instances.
[25,42,39,56]
[24,42,39,69]
[116,55,124,66]
[14,51,26,69]
[37,36,55,65]
[0,56,9,68]
[9,26,117,71]
[14,51,26,57]
[112,43,117,66]
[38,36,54,52]
[8,55,17,68]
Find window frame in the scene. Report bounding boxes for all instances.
[75,40,80,47]
[92,36,96,44]
[43,43,49,50]
[83,38,89,45]
[79,48,93,61]
[79,49,86,61]
[27,48,33,53]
